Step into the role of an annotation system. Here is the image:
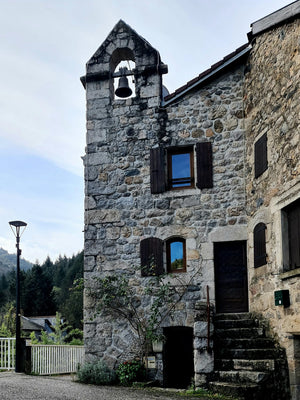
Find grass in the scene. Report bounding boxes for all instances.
[180,388,241,399]
[135,386,241,400]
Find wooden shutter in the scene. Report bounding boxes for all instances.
[287,199,300,269]
[196,142,213,189]
[140,237,164,276]
[254,133,268,178]
[150,147,165,194]
[254,223,267,268]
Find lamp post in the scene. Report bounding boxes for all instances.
[9,220,27,373]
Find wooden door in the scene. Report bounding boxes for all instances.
[214,241,248,313]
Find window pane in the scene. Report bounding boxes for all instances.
[170,241,184,270]
[172,153,191,187]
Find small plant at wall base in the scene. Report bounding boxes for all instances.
[116,360,146,386]
[77,360,116,385]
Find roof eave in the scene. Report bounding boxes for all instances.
[162,45,250,107]
[251,0,300,37]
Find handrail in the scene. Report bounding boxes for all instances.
[206,285,211,351]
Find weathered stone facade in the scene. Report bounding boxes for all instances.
[82,3,300,398]
[245,14,300,400]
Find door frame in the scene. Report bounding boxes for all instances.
[214,240,249,313]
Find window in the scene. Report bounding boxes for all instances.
[254,223,267,268]
[166,238,186,273]
[140,237,187,275]
[150,142,213,194]
[254,133,268,178]
[282,199,300,271]
[167,147,194,189]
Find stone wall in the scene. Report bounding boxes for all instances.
[245,18,300,399]
[83,21,247,385]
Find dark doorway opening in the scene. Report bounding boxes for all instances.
[214,241,248,313]
[163,326,194,388]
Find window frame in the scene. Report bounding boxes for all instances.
[282,199,300,271]
[166,237,187,273]
[167,146,195,190]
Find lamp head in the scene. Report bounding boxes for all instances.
[9,220,27,238]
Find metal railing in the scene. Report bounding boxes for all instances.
[31,344,84,375]
[0,338,15,370]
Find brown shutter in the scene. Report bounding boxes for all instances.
[150,147,165,194]
[140,237,164,276]
[196,142,213,189]
[254,223,267,268]
[254,133,268,178]
[287,199,300,269]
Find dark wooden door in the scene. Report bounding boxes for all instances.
[163,327,194,388]
[214,241,248,313]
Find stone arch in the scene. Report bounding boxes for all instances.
[110,47,135,73]
[110,48,136,99]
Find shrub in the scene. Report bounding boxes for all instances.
[116,360,145,386]
[77,360,116,385]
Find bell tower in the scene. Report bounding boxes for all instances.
[81,20,168,102]
[81,21,168,367]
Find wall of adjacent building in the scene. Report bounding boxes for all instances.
[245,17,300,398]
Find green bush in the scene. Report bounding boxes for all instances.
[77,360,116,385]
[116,360,145,386]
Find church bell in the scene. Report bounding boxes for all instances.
[115,67,133,98]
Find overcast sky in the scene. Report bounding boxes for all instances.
[0,0,293,264]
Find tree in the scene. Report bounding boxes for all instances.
[23,264,56,316]
[0,303,16,337]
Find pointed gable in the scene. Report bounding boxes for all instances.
[86,20,164,74]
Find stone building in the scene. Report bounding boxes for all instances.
[81,2,299,399]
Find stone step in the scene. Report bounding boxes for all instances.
[218,348,281,360]
[215,358,275,372]
[215,327,265,338]
[214,318,259,329]
[217,370,269,384]
[209,381,261,400]
[214,337,275,349]
[214,312,253,321]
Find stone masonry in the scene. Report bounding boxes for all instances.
[245,15,300,400]
[82,3,300,397]
[82,20,247,387]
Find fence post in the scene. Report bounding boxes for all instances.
[24,344,32,374]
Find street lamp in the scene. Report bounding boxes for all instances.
[9,220,27,373]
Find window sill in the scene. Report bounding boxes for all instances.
[162,187,200,197]
[280,267,300,281]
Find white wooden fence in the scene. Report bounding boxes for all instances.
[0,338,15,370]
[31,345,84,375]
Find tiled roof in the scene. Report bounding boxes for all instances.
[163,43,250,105]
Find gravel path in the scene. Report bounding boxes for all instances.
[0,372,190,400]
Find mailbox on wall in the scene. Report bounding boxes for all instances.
[274,290,290,307]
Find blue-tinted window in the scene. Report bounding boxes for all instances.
[167,238,186,273]
[168,147,194,189]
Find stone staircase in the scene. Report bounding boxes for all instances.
[209,313,290,400]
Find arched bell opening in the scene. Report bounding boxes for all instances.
[110,48,136,100]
